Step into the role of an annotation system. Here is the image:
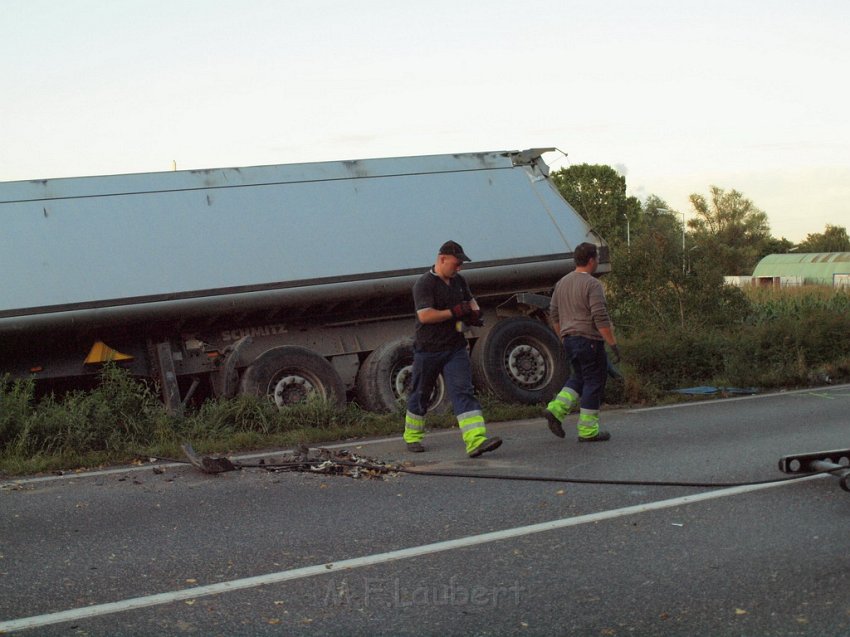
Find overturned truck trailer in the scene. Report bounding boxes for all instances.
[0,149,608,414]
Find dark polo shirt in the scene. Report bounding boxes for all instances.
[412,269,473,352]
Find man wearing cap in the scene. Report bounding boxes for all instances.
[403,240,503,458]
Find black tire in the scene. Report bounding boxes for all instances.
[355,337,449,414]
[471,317,567,404]
[239,346,346,409]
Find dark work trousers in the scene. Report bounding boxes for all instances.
[406,346,481,417]
[563,335,609,410]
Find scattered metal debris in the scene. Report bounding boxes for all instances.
[181,443,238,474]
[179,443,399,480]
[255,445,400,480]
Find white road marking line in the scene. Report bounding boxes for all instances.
[0,465,172,486]
[0,473,825,633]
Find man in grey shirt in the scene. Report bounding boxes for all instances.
[543,242,620,442]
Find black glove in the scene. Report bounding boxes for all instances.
[466,309,484,327]
[450,301,472,319]
[609,344,621,365]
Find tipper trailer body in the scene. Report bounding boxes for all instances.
[0,149,607,414]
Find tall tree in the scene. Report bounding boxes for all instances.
[688,186,772,275]
[797,224,850,253]
[642,194,684,246]
[551,164,640,247]
[605,197,749,332]
[758,236,796,260]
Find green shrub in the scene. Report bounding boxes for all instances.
[721,310,850,388]
[8,364,169,456]
[0,374,36,447]
[624,326,725,389]
[617,287,850,395]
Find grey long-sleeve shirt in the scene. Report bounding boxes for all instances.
[549,271,612,340]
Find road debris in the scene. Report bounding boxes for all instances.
[180,443,237,474]
[179,443,399,480]
[258,445,400,480]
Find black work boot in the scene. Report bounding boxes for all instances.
[406,442,425,453]
[543,409,566,438]
[468,436,502,458]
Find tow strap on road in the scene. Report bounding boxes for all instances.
[174,443,849,490]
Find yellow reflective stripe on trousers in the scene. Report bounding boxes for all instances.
[577,408,599,439]
[547,387,578,420]
[457,410,486,453]
[404,411,425,443]
[556,387,579,406]
[457,410,484,433]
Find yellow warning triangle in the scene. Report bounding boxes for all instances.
[84,341,134,365]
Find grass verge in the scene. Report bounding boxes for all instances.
[0,369,543,477]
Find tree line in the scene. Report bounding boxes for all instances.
[550,164,850,333]
[552,163,850,273]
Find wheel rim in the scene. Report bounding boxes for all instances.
[391,361,446,409]
[272,373,318,407]
[503,339,552,390]
[392,364,414,399]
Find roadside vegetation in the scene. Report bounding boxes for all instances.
[550,164,850,406]
[0,365,543,476]
[617,285,850,403]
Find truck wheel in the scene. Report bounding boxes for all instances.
[240,346,346,409]
[356,337,449,414]
[471,317,567,404]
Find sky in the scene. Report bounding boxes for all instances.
[2,0,848,242]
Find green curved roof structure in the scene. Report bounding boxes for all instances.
[752,252,850,285]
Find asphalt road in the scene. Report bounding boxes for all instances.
[2,385,850,636]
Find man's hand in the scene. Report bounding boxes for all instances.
[466,309,484,327]
[450,301,473,319]
[609,344,621,365]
